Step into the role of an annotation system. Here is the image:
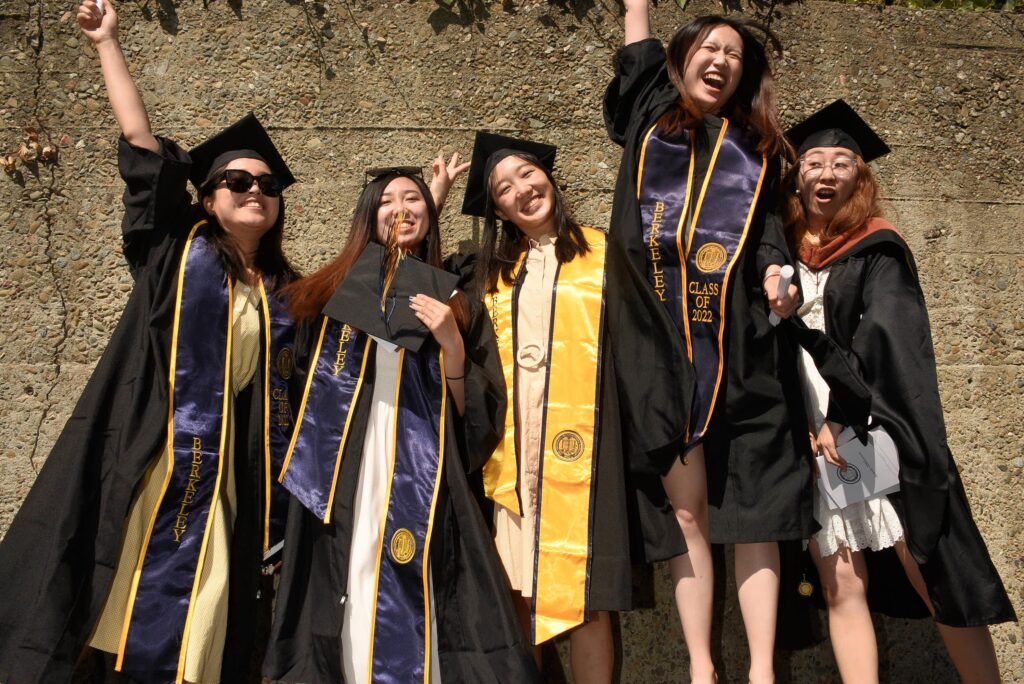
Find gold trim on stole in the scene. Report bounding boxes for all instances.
[114,220,232,684]
[483,253,528,516]
[483,227,608,643]
[531,226,607,644]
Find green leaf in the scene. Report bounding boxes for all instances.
[675,0,689,9]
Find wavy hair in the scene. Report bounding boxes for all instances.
[659,15,789,159]
[783,156,884,254]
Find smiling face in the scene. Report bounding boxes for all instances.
[488,155,556,239]
[681,24,744,115]
[202,157,281,243]
[375,176,430,251]
[796,146,861,229]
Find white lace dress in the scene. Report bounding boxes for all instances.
[796,262,905,557]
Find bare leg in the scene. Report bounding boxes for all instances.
[511,592,541,670]
[810,539,878,684]
[735,542,780,684]
[568,611,614,684]
[661,445,716,683]
[893,542,1001,684]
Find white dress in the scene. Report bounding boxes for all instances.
[341,342,441,684]
[796,262,905,557]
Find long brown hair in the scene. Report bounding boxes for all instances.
[783,156,884,254]
[475,152,590,297]
[285,171,468,329]
[659,15,789,158]
[198,165,297,291]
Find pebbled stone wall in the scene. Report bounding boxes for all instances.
[1,1,1021,681]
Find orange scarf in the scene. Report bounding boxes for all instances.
[798,217,901,270]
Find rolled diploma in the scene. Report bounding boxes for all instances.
[768,264,795,326]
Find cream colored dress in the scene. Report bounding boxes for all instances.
[90,282,262,683]
[493,233,558,596]
[341,342,441,684]
[796,262,904,557]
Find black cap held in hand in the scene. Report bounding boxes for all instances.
[461,131,557,218]
[787,99,890,162]
[189,113,296,192]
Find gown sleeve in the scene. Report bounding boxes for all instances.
[603,38,672,147]
[604,237,693,475]
[845,246,952,557]
[459,306,506,474]
[443,254,507,476]
[117,135,194,274]
[754,160,791,276]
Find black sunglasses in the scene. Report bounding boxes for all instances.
[363,166,423,187]
[213,169,286,197]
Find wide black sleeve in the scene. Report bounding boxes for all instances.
[755,159,791,276]
[444,255,507,475]
[603,38,671,147]
[846,247,952,558]
[287,318,320,416]
[604,237,693,475]
[117,135,193,274]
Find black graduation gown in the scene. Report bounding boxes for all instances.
[604,38,814,543]
[0,138,279,683]
[262,305,539,683]
[790,229,1016,628]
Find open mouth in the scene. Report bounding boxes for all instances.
[521,195,542,213]
[702,72,726,91]
[815,188,837,201]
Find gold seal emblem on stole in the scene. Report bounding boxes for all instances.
[695,243,728,273]
[277,347,294,380]
[390,528,416,564]
[552,430,585,463]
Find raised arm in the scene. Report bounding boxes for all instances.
[429,152,471,215]
[624,0,652,45]
[77,0,158,152]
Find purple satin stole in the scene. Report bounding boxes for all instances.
[280,318,447,682]
[637,120,766,447]
[118,221,295,683]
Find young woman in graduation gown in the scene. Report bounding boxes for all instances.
[0,3,300,682]
[261,168,538,684]
[458,132,692,682]
[783,100,1016,684]
[605,4,810,681]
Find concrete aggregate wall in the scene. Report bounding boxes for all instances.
[0,0,1021,681]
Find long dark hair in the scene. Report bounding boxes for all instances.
[285,172,468,327]
[659,15,789,159]
[475,152,590,296]
[198,164,297,291]
[783,156,883,255]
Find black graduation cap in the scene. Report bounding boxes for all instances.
[188,113,297,192]
[461,131,557,218]
[787,99,890,163]
[322,242,460,353]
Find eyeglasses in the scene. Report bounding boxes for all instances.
[799,156,858,180]
[364,166,423,187]
[214,169,286,197]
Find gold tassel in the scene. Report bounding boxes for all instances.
[380,210,406,314]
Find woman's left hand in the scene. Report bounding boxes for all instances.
[410,294,465,361]
[763,271,799,320]
[429,152,471,215]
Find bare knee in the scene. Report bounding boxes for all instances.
[821,557,869,609]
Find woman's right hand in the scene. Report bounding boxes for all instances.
[817,420,848,470]
[77,0,118,45]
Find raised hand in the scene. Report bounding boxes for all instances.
[77,0,118,45]
[428,152,471,214]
